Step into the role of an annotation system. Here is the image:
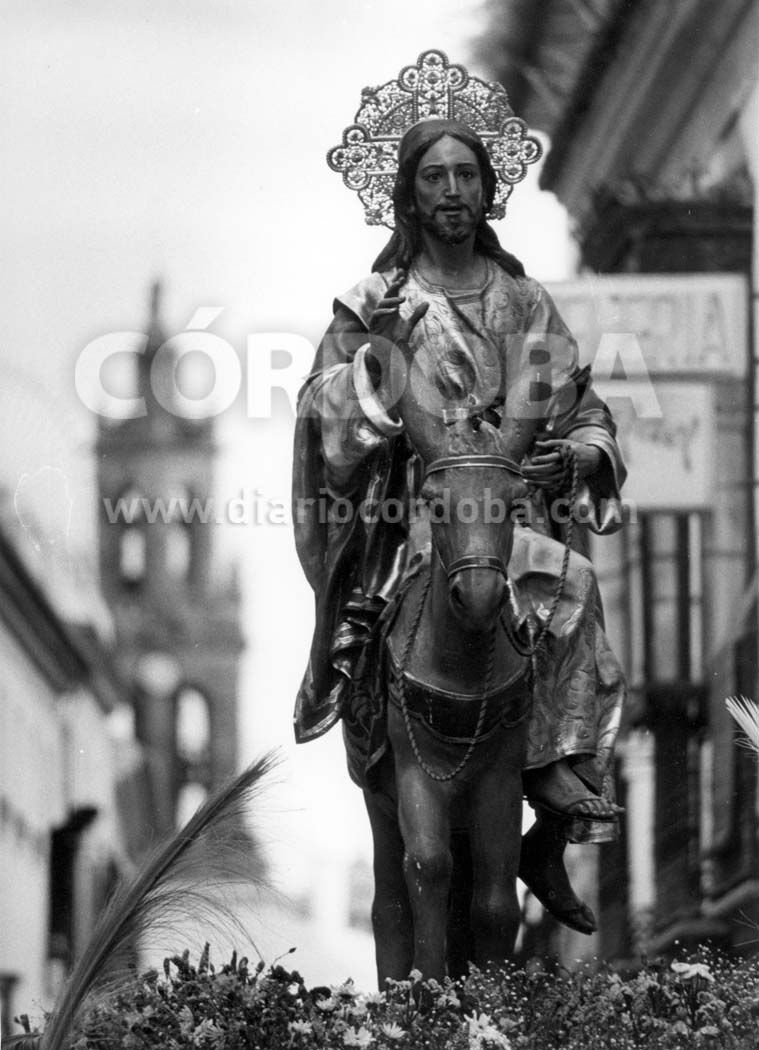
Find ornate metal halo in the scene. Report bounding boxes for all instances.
[326,49,543,229]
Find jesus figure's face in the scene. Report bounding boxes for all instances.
[413,134,484,246]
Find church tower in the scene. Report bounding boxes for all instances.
[97,283,243,836]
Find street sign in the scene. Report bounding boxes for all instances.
[547,274,748,377]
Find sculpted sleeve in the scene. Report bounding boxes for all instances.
[298,311,403,494]
[291,280,413,742]
[292,276,405,591]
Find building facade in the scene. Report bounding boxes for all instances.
[0,521,144,1037]
[484,0,759,962]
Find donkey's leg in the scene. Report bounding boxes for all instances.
[363,789,413,987]
[393,760,452,982]
[447,828,474,980]
[467,739,524,967]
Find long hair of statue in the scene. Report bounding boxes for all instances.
[371,118,525,278]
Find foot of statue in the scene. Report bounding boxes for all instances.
[522,758,623,822]
[518,818,597,935]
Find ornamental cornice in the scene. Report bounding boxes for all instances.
[541,0,756,226]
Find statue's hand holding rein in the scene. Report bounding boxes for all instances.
[521,438,601,491]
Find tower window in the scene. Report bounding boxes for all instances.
[175,687,211,764]
[116,486,147,588]
[166,485,196,582]
[174,686,212,828]
[120,526,146,584]
[175,782,209,828]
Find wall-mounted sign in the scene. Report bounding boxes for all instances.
[596,380,714,509]
[546,274,748,377]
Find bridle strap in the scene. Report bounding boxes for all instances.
[424,454,524,479]
[424,455,519,583]
[446,554,509,580]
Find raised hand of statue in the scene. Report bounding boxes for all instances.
[363,270,429,419]
[521,438,602,491]
[367,269,429,368]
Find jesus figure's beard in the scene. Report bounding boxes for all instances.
[419,205,480,246]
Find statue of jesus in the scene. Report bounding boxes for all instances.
[292,50,627,975]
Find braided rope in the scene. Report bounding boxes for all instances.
[397,574,497,782]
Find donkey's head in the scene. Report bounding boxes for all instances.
[418,417,526,630]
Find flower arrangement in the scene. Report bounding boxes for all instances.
[13,946,758,1049]
[11,731,759,1050]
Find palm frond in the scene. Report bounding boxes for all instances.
[725,695,759,755]
[39,750,280,1050]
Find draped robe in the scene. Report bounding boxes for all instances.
[292,260,627,838]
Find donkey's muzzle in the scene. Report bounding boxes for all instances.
[448,562,508,628]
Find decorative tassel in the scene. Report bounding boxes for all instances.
[725,695,759,755]
[8,751,279,1050]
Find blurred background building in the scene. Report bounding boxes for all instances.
[0,278,249,1034]
[481,0,759,966]
[96,282,244,836]
[0,474,149,1037]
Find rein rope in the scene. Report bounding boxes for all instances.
[397,445,579,781]
[397,573,497,782]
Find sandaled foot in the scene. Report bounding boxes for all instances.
[518,820,597,935]
[523,760,622,822]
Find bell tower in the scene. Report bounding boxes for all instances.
[97,282,243,836]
